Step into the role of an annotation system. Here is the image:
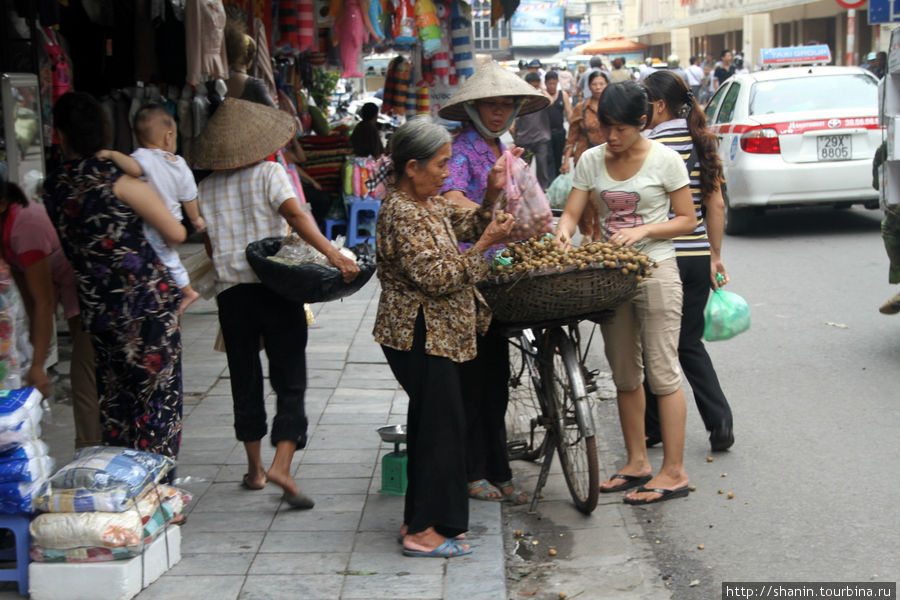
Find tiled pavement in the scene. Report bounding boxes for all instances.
[10,243,673,600]
[24,247,507,600]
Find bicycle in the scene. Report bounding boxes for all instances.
[501,313,607,515]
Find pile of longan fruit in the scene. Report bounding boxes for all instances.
[492,235,655,280]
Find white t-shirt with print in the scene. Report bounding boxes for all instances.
[572,140,690,263]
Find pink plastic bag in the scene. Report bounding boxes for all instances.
[495,150,554,242]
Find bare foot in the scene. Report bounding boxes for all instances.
[468,479,502,500]
[623,472,690,503]
[598,461,652,492]
[178,286,201,315]
[265,467,300,497]
[399,524,465,541]
[403,527,470,554]
[241,472,267,490]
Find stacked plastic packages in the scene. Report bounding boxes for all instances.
[29,447,190,563]
[0,387,53,515]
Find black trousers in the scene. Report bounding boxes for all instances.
[550,128,566,177]
[217,283,309,447]
[382,311,468,537]
[458,327,512,485]
[646,254,732,434]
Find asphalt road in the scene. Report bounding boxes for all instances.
[586,205,900,598]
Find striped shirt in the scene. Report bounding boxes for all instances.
[645,119,710,256]
[198,161,293,294]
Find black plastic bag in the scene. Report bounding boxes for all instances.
[245,237,375,304]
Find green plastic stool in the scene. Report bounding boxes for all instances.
[377,425,408,496]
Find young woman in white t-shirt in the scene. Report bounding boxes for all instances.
[556,81,698,505]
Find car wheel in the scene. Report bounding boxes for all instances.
[724,191,753,235]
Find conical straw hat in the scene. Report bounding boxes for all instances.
[438,60,550,122]
[189,98,296,170]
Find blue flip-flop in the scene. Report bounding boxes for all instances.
[402,538,472,558]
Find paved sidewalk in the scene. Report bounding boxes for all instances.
[26,265,506,600]
[12,243,675,600]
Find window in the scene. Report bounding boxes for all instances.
[749,74,878,115]
[705,84,727,121]
[716,83,741,123]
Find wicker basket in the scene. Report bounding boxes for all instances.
[478,263,638,323]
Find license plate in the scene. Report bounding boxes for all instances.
[817,135,851,161]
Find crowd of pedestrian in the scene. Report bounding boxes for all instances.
[7,47,836,564]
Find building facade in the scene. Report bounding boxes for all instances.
[587,0,626,38]
[622,0,891,69]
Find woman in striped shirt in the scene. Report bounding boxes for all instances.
[642,70,735,452]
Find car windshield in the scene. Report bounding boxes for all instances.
[749,74,877,115]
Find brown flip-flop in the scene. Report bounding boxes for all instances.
[241,473,266,490]
[282,490,315,510]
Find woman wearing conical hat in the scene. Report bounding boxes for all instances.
[437,60,549,505]
[191,98,359,507]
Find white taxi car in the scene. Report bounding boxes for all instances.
[705,64,882,234]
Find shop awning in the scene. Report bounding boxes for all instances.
[575,35,648,55]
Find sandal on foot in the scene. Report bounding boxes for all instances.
[282,490,315,509]
[623,485,690,505]
[468,479,503,501]
[241,473,266,490]
[493,480,528,505]
[402,538,472,558]
[599,473,652,494]
[397,532,466,545]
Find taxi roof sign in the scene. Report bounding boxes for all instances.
[759,44,832,67]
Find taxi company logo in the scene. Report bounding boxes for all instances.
[827,119,841,129]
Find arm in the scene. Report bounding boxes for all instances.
[555,187,590,249]
[96,150,144,178]
[113,175,187,246]
[391,205,514,297]
[278,197,360,282]
[615,185,697,247]
[443,190,481,210]
[563,91,573,122]
[445,145,522,211]
[181,198,206,232]
[703,185,728,289]
[20,259,55,398]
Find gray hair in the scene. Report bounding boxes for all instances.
[390,116,452,177]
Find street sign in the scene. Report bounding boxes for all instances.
[869,0,900,23]
[836,0,866,8]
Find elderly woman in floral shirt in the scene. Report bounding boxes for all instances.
[437,60,548,505]
[374,117,515,558]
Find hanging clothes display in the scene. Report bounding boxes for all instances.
[331,0,381,78]
[250,17,278,102]
[297,0,315,52]
[185,0,229,87]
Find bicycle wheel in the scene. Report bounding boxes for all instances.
[505,336,547,461]
[539,327,599,514]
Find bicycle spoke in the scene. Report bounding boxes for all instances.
[540,328,599,514]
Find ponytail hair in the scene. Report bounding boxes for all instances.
[643,70,722,198]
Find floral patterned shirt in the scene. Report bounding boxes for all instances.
[43,157,181,332]
[440,123,505,204]
[373,187,492,363]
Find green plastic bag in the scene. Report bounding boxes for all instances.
[703,288,750,341]
[545,172,572,210]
